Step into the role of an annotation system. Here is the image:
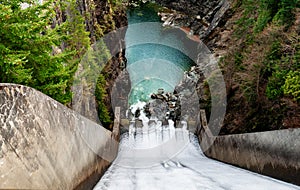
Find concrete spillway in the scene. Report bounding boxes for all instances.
[0,84,299,189]
[94,126,300,190]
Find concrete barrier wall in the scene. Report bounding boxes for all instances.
[0,84,119,189]
[199,128,300,186]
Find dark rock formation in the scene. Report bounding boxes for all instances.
[137,85,197,127]
[91,1,130,126]
[71,0,130,127]
[148,90,181,123]
[0,84,119,189]
[155,0,232,43]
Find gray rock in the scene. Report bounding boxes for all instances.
[155,0,231,41]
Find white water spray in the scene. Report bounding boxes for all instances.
[94,102,300,190]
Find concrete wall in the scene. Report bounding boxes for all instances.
[0,84,119,189]
[199,128,300,186]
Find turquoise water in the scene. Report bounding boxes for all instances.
[126,3,195,105]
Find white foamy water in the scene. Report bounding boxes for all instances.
[94,125,300,190]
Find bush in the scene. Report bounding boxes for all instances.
[95,74,113,128]
[265,35,300,101]
[266,69,288,99]
[255,0,298,32]
[273,0,298,26]
[283,71,300,101]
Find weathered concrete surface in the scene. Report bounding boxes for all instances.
[0,84,119,189]
[199,128,300,186]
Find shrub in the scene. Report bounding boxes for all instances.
[255,0,298,32]
[95,74,113,127]
[273,0,298,26]
[266,69,288,99]
[283,71,300,101]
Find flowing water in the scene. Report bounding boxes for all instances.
[94,3,300,190]
[94,126,299,190]
[125,3,194,105]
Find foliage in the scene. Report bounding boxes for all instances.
[255,0,299,32]
[283,71,300,101]
[63,0,91,57]
[265,69,287,99]
[273,0,299,26]
[0,0,76,104]
[265,35,300,101]
[232,1,300,102]
[220,0,300,134]
[109,0,123,8]
[264,41,285,99]
[236,0,298,34]
[92,0,125,128]
[95,0,124,39]
[95,73,112,127]
[234,0,257,38]
[76,37,113,129]
[0,0,122,129]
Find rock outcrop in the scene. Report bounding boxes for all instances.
[70,0,130,127]
[0,84,119,189]
[155,0,232,43]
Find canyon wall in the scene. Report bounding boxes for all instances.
[0,84,118,189]
[155,0,231,43]
[70,0,130,128]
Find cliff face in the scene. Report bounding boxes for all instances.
[155,0,300,134]
[70,0,129,127]
[101,7,130,128]
[155,0,231,44]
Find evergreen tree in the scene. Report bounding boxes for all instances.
[0,0,86,104]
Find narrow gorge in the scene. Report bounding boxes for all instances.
[0,0,299,189]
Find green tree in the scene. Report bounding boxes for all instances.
[0,0,75,104]
[95,73,112,128]
[63,0,90,56]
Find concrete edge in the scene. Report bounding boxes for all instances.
[198,128,300,186]
[0,83,120,189]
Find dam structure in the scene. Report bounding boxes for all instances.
[0,84,299,189]
[0,2,299,190]
[94,122,299,190]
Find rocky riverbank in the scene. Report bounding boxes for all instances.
[126,65,203,128]
[155,0,231,44]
